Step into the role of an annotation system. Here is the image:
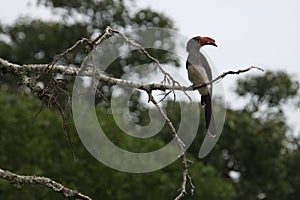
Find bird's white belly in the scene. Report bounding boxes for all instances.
[188,65,210,95]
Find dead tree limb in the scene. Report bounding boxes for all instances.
[0,57,263,94]
[0,168,92,200]
[147,92,195,199]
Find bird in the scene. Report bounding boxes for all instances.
[186,36,217,137]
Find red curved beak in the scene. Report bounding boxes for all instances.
[207,42,218,47]
[210,42,218,47]
[199,37,218,47]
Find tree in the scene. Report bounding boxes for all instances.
[0,0,176,92]
[3,1,298,200]
[0,90,236,200]
[0,0,237,199]
[201,71,300,199]
[235,70,299,113]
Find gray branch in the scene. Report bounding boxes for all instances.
[0,168,92,200]
[147,92,194,199]
[0,57,263,93]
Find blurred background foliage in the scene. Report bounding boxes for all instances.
[1,0,300,199]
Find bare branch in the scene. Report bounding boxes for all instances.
[106,27,192,101]
[147,92,194,200]
[174,154,195,200]
[0,58,263,94]
[193,66,264,90]
[148,92,185,150]
[51,38,92,65]
[0,168,92,200]
[93,26,115,46]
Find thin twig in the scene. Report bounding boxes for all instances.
[193,66,264,90]
[147,91,194,200]
[106,27,192,102]
[93,27,115,46]
[157,91,173,103]
[148,92,185,150]
[51,38,92,65]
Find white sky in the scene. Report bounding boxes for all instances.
[0,0,299,134]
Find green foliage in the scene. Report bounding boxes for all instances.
[155,71,300,200]
[203,70,300,200]
[1,19,88,64]
[283,143,300,199]
[2,67,299,200]
[1,1,300,199]
[0,0,179,96]
[205,109,289,199]
[0,0,176,65]
[0,91,235,199]
[235,70,299,112]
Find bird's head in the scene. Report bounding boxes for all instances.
[186,36,217,52]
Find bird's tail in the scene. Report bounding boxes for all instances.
[201,94,217,137]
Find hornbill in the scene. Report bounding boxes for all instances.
[186,36,217,136]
